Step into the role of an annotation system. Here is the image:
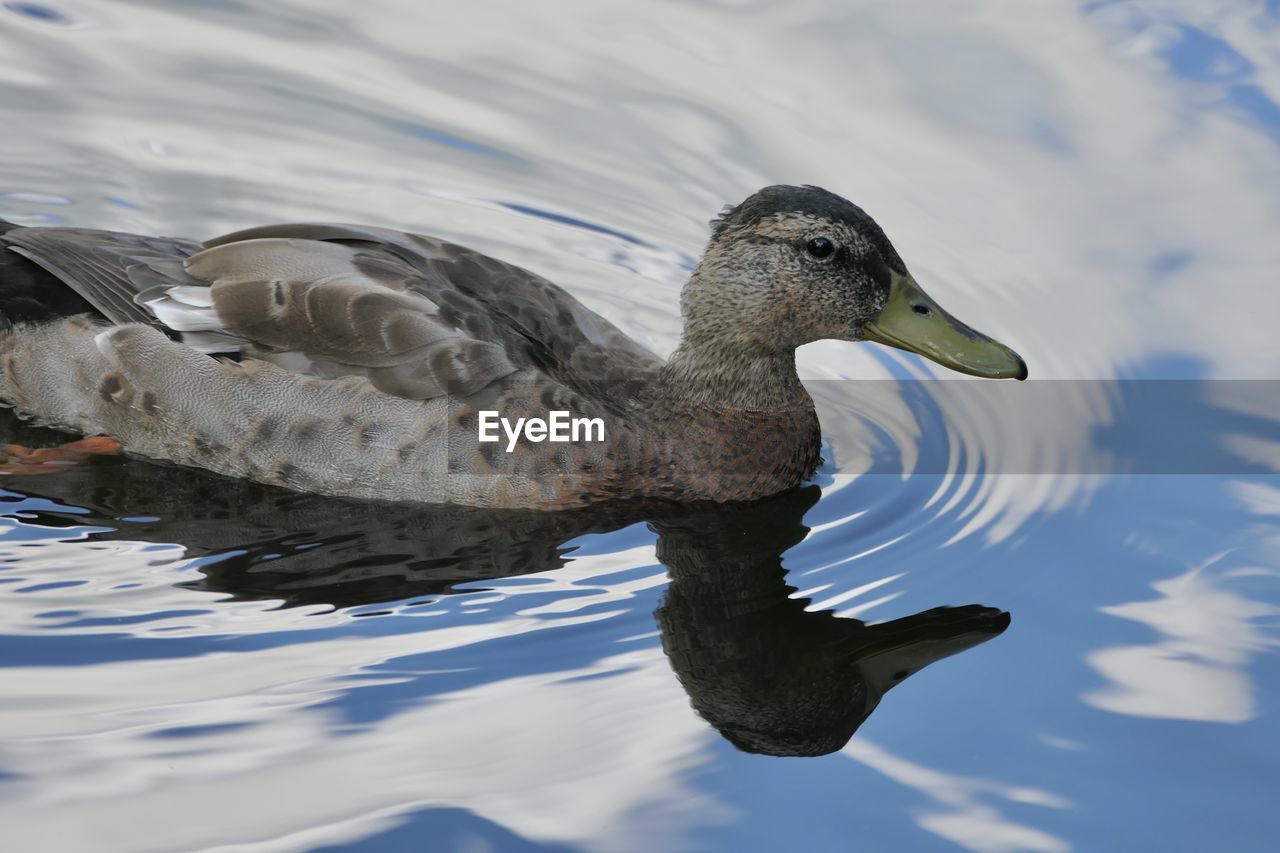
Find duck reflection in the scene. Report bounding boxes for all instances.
[1,410,1009,756]
[654,487,1008,756]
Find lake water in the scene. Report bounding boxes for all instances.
[2,1,1279,851]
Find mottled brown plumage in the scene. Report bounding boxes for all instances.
[0,185,1025,508]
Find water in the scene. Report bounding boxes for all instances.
[1,1,1278,850]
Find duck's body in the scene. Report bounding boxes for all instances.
[0,186,1023,509]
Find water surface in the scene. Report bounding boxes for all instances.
[1,1,1279,851]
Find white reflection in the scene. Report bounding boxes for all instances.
[844,739,1070,853]
[1230,480,1280,516]
[0,523,664,640]
[1223,433,1280,473]
[0,525,717,850]
[1084,557,1279,723]
[0,646,722,852]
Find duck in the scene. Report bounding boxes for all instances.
[0,185,1026,509]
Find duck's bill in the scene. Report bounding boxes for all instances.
[862,271,1028,380]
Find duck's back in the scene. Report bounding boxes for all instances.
[0,220,663,507]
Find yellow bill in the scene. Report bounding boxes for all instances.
[863,271,1028,380]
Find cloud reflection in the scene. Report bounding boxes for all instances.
[1084,556,1278,722]
[844,739,1071,853]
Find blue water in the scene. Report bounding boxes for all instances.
[1,1,1278,851]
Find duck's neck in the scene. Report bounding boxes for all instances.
[649,338,822,503]
[658,339,810,411]
[657,258,813,411]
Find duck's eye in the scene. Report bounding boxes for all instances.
[805,237,836,259]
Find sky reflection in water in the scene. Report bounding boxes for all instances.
[0,0,1278,851]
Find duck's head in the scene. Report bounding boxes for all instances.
[683,185,1027,380]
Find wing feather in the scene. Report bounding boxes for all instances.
[2,228,201,325]
[180,236,518,397]
[3,220,661,408]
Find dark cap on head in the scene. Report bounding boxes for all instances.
[710,184,908,273]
